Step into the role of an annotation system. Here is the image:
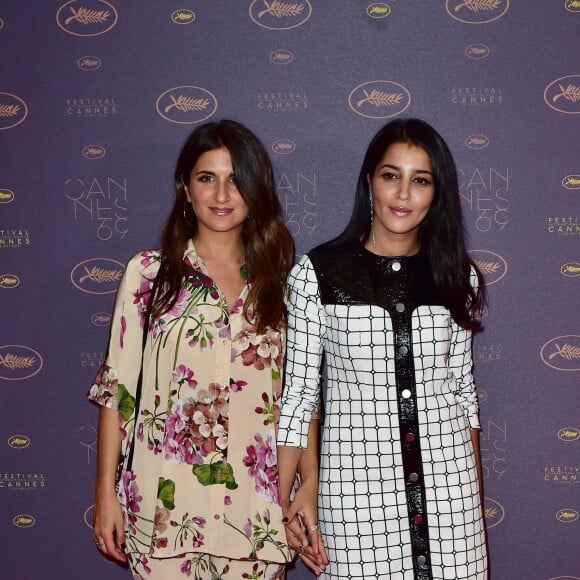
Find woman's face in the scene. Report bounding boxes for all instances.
[367,141,435,251]
[185,147,249,238]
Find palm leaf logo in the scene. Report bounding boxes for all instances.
[548,343,580,361]
[357,89,403,108]
[0,104,20,117]
[473,260,499,274]
[454,0,501,12]
[552,84,580,103]
[484,507,498,519]
[79,266,122,284]
[258,0,304,18]
[0,353,36,370]
[164,95,210,113]
[64,7,110,25]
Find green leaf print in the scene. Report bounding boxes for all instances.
[192,461,238,490]
[157,477,176,510]
[117,383,136,422]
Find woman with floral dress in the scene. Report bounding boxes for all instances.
[89,120,319,579]
[277,119,488,579]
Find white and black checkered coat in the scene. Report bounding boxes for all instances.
[278,244,488,579]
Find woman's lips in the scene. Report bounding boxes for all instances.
[210,207,233,216]
[390,206,411,216]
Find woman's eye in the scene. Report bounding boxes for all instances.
[198,174,213,183]
[382,172,397,180]
[415,177,432,185]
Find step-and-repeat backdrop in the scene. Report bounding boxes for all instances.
[1,2,578,579]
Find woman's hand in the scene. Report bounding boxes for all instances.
[283,479,329,575]
[93,487,126,562]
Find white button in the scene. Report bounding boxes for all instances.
[395,302,405,313]
[399,346,408,356]
[402,389,411,398]
[392,261,401,272]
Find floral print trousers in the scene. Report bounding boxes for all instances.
[128,552,285,580]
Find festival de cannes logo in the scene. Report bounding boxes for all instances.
[349,81,411,119]
[250,0,312,30]
[71,258,124,295]
[561,262,580,277]
[269,50,294,65]
[540,335,580,372]
[0,189,15,203]
[171,9,196,24]
[56,0,118,37]
[91,312,112,326]
[13,515,36,528]
[8,435,30,450]
[468,250,508,285]
[0,346,43,381]
[562,175,580,189]
[465,44,490,59]
[0,274,20,289]
[465,134,489,149]
[558,427,580,442]
[366,3,391,18]
[272,139,296,155]
[82,145,106,159]
[483,497,505,528]
[556,509,579,523]
[156,86,218,125]
[0,93,28,130]
[446,0,509,24]
[77,56,102,71]
[565,0,580,12]
[544,76,580,114]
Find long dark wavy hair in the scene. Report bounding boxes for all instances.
[152,119,295,333]
[325,118,484,331]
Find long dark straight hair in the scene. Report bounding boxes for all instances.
[326,118,484,331]
[152,119,294,333]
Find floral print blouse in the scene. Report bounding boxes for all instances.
[88,241,292,572]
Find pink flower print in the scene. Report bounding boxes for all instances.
[180,559,192,577]
[230,297,243,315]
[122,471,143,514]
[242,432,280,504]
[193,409,215,438]
[224,495,232,505]
[244,518,253,538]
[171,364,198,389]
[234,328,254,352]
[166,288,189,318]
[230,378,247,393]
[139,250,158,267]
[120,315,126,348]
[213,423,228,450]
[154,506,170,533]
[214,318,231,340]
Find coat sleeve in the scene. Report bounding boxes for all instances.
[87,251,156,416]
[277,255,327,448]
[449,266,480,429]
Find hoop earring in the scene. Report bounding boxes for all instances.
[369,188,376,248]
[183,201,194,226]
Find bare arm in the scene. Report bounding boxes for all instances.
[93,406,126,562]
[471,428,484,505]
[278,418,328,574]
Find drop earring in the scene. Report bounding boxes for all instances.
[369,188,376,248]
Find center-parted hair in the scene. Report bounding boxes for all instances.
[326,117,484,330]
[153,119,294,333]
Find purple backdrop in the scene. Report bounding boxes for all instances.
[1,2,579,579]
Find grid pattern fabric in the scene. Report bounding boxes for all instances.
[278,254,487,579]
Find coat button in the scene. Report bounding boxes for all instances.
[395,302,405,312]
[417,555,427,566]
[412,514,423,524]
[408,472,419,483]
[392,261,401,272]
[399,345,408,356]
[401,389,411,399]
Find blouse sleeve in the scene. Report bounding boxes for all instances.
[449,266,480,429]
[87,251,155,415]
[277,254,327,448]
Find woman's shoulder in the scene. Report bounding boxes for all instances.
[124,249,162,280]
